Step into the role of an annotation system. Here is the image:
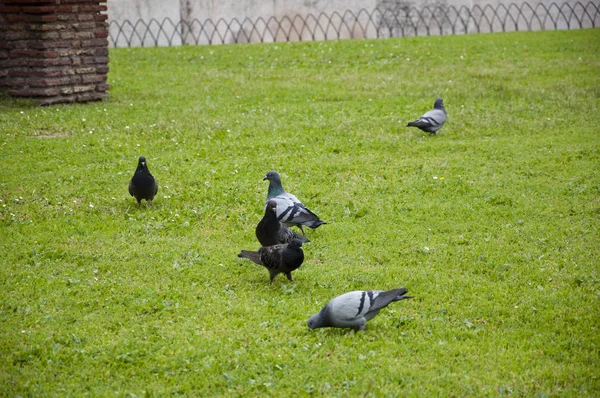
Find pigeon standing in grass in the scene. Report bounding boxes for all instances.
[308,288,413,331]
[256,200,310,247]
[128,156,158,207]
[264,170,326,235]
[237,238,305,283]
[406,98,447,135]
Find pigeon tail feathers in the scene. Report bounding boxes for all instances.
[237,250,263,265]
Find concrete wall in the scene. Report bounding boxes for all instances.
[106,0,599,47]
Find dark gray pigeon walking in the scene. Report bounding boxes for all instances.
[406,98,447,135]
[237,238,305,283]
[264,170,325,235]
[308,288,413,331]
[128,155,158,207]
[256,200,310,247]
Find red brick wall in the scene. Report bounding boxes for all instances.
[0,0,109,105]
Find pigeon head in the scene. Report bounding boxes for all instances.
[138,156,147,168]
[308,308,329,330]
[264,170,285,198]
[263,170,280,182]
[434,98,444,110]
[266,200,278,213]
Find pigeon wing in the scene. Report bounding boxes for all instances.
[329,291,377,321]
[420,108,446,127]
[278,225,310,244]
[258,244,285,270]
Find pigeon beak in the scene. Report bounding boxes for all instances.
[263,176,268,181]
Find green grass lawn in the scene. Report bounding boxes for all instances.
[1,29,599,396]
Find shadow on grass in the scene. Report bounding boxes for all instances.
[0,90,38,109]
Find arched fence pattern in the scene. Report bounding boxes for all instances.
[108,1,600,47]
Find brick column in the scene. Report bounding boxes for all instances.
[0,0,109,106]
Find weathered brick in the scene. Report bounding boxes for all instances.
[79,5,107,12]
[29,14,58,23]
[81,55,108,65]
[75,66,96,74]
[10,49,58,59]
[59,31,75,40]
[81,74,106,84]
[58,48,92,57]
[75,31,94,39]
[5,15,28,23]
[27,57,71,67]
[94,47,108,56]
[72,22,96,31]
[94,29,108,39]
[95,65,109,74]
[0,7,21,13]
[56,14,77,22]
[0,58,26,68]
[28,76,72,87]
[11,87,61,97]
[0,77,24,87]
[3,0,60,3]
[28,40,73,49]
[20,5,74,14]
[81,38,108,47]
[2,0,109,105]
[77,14,94,22]
[73,84,94,93]
[9,67,62,78]
[38,31,60,40]
[28,23,68,31]
[0,23,25,32]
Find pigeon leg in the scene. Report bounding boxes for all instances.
[285,272,294,282]
[146,199,152,208]
[298,225,306,235]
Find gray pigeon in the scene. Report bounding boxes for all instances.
[237,238,305,283]
[308,288,413,331]
[406,98,447,135]
[264,170,326,235]
[128,156,158,207]
[256,200,310,247]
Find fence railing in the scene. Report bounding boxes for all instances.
[108,1,600,47]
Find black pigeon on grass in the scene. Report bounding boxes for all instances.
[256,200,310,247]
[406,98,447,135]
[237,238,305,283]
[308,287,413,331]
[264,170,325,235]
[128,156,158,207]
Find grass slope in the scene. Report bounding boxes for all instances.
[1,29,599,396]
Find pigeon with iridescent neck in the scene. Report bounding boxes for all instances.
[264,170,325,235]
